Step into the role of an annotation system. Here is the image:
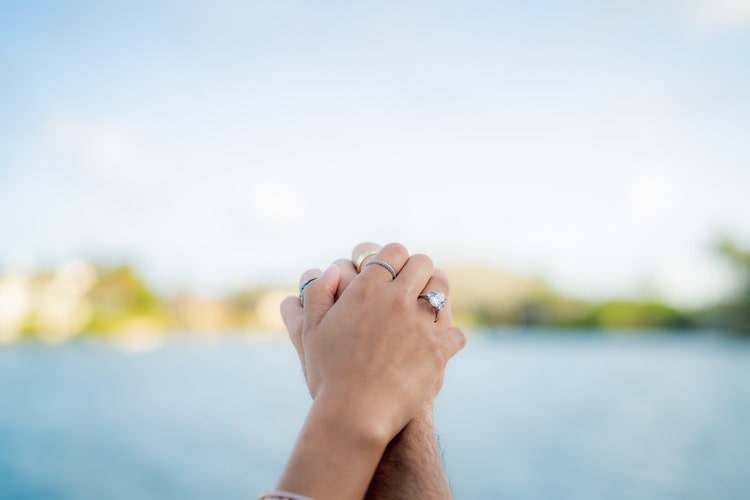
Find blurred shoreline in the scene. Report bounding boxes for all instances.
[1,246,747,344]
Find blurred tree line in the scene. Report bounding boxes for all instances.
[447,238,750,335]
[3,239,749,341]
[695,239,750,333]
[445,266,693,331]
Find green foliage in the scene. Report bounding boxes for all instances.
[12,237,750,340]
[84,265,169,333]
[700,238,750,333]
[717,238,750,274]
[582,301,692,330]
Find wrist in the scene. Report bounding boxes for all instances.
[310,391,391,452]
[277,396,390,499]
[412,404,435,426]
[365,403,451,499]
[394,407,436,449]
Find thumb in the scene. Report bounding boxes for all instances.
[302,264,341,329]
[440,326,467,363]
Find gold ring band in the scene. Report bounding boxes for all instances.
[354,248,379,273]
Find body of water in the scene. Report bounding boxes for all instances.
[1,331,748,499]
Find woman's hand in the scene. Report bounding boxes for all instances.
[281,242,459,407]
[281,242,465,441]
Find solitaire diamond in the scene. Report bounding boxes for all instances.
[426,290,447,310]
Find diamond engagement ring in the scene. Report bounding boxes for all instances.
[298,276,318,306]
[419,290,447,322]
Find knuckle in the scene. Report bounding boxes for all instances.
[383,242,408,259]
[411,253,434,271]
[333,258,355,272]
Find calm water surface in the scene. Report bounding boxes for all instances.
[1,331,748,499]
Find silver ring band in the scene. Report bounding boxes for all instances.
[365,259,397,280]
[299,276,319,305]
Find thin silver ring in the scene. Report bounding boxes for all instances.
[299,276,318,306]
[365,259,397,280]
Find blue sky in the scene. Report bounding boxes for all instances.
[1,1,749,305]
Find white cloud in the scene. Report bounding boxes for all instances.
[246,179,307,231]
[44,117,162,186]
[680,0,750,34]
[625,169,685,219]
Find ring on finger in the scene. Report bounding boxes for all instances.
[365,259,397,280]
[354,248,379,273]
[418,290,447,322]
[299,276,319,306]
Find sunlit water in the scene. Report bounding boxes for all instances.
[1,331,748,500]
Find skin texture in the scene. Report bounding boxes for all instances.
[279,242,462,499]
[365,407,450,500]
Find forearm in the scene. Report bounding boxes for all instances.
[277,396,389,500]
[365,407,452,500]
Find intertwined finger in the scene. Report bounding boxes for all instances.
[333,258,357,299]
[301,264,342,331]
[280,268,322,373]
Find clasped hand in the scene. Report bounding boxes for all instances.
[280,242,465,451]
